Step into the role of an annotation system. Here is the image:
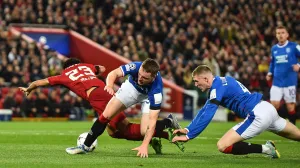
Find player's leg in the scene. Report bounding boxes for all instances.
[274,121,300,141]
[110,116,145,141]
[107,112,132,139]
[268,108,300,141]
[84,80,144,149]
[270,85,283,110]
[84,97,126,146]
[218,101,280,158]
[283,86,297,125]
[66,97,127,154]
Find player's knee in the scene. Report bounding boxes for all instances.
[108,131,123,139]
[216,141,228,153]
[271,102,280,110]
[107,131,115,137]
[106,126,125,139]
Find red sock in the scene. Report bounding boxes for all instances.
[154,131,169,140]
[223,145,233,154]
[123,123,144,141]
[99,114,110,124]
[109,112,127,130]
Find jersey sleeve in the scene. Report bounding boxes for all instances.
[148,90,163,110]
[209,79,225,105]
[48,75,63,86]
[185,100,219,139]
[148,75,163,110]
[120,62,140,76]
[268,47,275,75]
[296,43,300,58]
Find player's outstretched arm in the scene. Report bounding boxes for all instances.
[19,78,50,96]
[172,101,218,143]
[104,67,124,95]
[132,109,160,158]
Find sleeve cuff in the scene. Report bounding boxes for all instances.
[184,128,190,139]
[267,72,272,76]
[120,66,125,76]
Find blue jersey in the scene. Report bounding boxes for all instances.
[186,76,262,139]
[269,41,300,87]
[120,62,163,110]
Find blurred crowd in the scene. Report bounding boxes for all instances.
[0,0,300,117]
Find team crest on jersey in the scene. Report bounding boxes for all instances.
[125,63,136,71]
[210,89,217,100]
[273,50,277,54]
[286,48,290,53]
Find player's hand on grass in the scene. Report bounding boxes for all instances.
[104,85,115,96]
[132,145,148,158]
[18,87,30,96]
[292,64,300,72]
[172,136,188,142]
[173,129,188,135]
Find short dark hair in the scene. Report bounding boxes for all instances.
[141,58,160,77]
[192,65,212,77]
[63,58,81,69]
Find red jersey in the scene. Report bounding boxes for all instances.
[48,63,105,100]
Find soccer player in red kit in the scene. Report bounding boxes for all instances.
[19,58,180,154]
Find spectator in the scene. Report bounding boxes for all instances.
[0,0,299,117]
[35,92,50,117]
[60,93,73,118]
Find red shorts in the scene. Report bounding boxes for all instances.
[88,87,126,129]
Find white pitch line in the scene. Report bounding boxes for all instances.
[0,130,80,136]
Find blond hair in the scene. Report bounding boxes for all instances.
[192,65,212,77]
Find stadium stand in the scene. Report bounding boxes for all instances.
[0,0,299,118]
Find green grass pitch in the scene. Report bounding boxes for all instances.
[0,121,299,168]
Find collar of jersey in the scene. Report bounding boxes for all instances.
[276,40,289,48]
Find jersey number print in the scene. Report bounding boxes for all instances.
[65,66,95,81]
[237,81,250,93]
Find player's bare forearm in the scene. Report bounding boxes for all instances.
[106,67,123,87]
[28,79,50,92]
[141,110,159,146]
[20,78,49,96]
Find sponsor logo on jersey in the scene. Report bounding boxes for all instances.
[275,55,288,63]
[273,50,277,54]
[210,89,217,100]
